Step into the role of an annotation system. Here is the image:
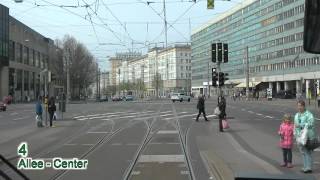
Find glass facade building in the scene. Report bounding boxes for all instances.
[191,0,320,98]
[0,4,9,67]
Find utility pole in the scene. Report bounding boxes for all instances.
[163,0,168,48]
[245,46,249,101]
[66,49,70,104]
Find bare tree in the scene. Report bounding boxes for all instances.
[59,35,98,100]
[152,73,163,98]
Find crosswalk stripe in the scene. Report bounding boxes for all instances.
[74,111,156,120]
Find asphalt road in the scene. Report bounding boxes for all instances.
[0,98,319,180]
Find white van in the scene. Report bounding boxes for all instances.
[171,93,191,102]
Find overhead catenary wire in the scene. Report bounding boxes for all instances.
[39,0,131,49]
[147,0,197,43]
[100,0,134,42]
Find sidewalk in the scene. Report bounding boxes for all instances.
[192,105,319,180]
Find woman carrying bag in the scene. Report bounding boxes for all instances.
[294,100,317,173]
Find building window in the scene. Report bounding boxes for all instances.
[15,43,22,63]
[24,71,29,91]
[23,46,29,65]
[9,41,15,61]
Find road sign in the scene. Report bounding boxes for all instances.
[267,88,272,100]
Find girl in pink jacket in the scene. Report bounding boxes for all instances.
[278,114,294,168]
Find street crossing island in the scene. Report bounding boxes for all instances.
[17,157,88,170]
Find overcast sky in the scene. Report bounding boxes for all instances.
[2,0,245,71]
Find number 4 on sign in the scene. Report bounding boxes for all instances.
[17,142,28,157]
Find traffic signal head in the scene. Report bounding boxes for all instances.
[51,73,56,82]
[212,68,217,87]
[218,72,224,86]
[211,43,217,63]
[223,44,228,63]
[217,43,223,62]
[224,72,229,81]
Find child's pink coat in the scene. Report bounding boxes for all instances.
[278,122,294,149]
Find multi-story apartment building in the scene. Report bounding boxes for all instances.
[191,0,320,98]
[114,44,192,97]
[0,4,59,101]
[109,52,142,87]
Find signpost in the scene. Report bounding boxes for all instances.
[267,88,272,101]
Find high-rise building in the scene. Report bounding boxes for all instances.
[0,4,58,101]
[191,0,320,98]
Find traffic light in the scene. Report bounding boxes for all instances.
[224,72,229,81]
[223,44,228,63]
[51,73,56,82]
[218,72,223,86]
[303,0,320,54]
[211,43,217,63]
[217,43,223,62]
[212,68,217,87]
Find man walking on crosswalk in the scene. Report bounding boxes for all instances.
[196,95,208,122]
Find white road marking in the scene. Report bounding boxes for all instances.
[159,113,173,117]
[256,113,263,116]
[166,142,180,145]
[87,131,109,134]
[100,119,111,121]
[82,144,94,146]
[314,148,320,152]
[149,142,162,145]
[74,112,124,119]
[131,171,141,175]
[315,118,320,121]
[64,144,77,146]
[180,171,189,175]
[265,116,274,119]
[157,130,178,134]
[241,109,246,111]
[13,117,26,121]
[165,113,198,120]
[248,111,254,114]
[10,112,18,116]
[111,143,122,146]
[126,143,140,146]
[138,155,185,163]
[77,118,88,121]
[206,115,216,118]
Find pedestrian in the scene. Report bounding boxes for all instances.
[48,96,56,127]
[218,96,226,132]
[196,95,208,122]
[294,100,316,173]
[35,97,43,127]
[278,114,294,168]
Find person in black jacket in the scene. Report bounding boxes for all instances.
[48,96,56,127]
[218,96,226,132]
[196,95,208,122]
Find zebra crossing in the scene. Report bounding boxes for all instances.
[72,110,212,121]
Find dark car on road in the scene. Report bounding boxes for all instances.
[275,90,295,99]
[0,101,7,111]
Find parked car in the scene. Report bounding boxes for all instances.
[99,95,108,102]
[0,101,7,111]
[124,95,134,101]
[171,93,191,102]
[112,96,122,101]
[275,90,295,99]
